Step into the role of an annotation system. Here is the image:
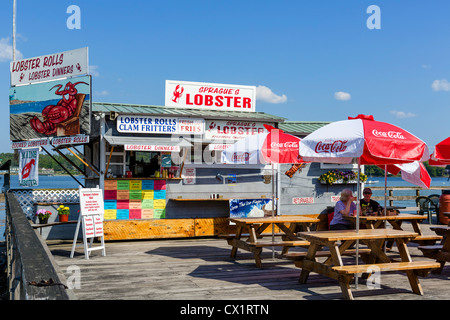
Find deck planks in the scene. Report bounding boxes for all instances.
[48,223,450,300]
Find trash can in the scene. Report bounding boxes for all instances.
[439,190,450,225]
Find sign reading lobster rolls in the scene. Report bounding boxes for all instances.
[10,47,89,86]
[165,80,256,112]
[9,75,91,141]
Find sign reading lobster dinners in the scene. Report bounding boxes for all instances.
[10,47,88,86]
[165,80,256,112]
[9,75,91,141]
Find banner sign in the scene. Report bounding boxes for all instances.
[229,198,276,219]
[117,115,204,135]
[19,147,39,187]
[165,80,256,112]
[10,47,89,86]
[10,75,91,141]
[204,120,268,141]
[11,138,50,149]
[124,145,180,152]
[51,134,89,146]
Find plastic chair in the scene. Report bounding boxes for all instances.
[428,194,440,217]
[415,196,433,224]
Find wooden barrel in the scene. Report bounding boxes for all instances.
[439,190,450,225]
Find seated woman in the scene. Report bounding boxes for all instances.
[330,188,356,230]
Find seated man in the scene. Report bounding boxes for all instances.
[360,187,382,215]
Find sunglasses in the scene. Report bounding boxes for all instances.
[363,192,372,195]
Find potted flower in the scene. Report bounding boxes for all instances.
[36,209,52,224]
[319,169,368,185]
[57,205,70,222]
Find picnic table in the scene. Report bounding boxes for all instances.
[419,226,450,274]
[295,229,440,300]
[345,214,442,246]
[220,215,319,268]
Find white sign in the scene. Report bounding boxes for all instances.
[10,47,89,86]
[292,197,314,204]
[71,187,106,260]
[117,115,205,135]
[165,80,256,112]
[208,144,232,151]
[19,148,39,187]
[204,120,268,141]
[11,138,50,149]
[124,145,181,152]
[183,167,196,185]
[79,188,104,216]
[51,135,89,146]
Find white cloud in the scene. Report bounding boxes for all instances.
[432,79,450,91]
[256,85,287,104]
[390,110,417,118]
[94,90,110,96]
[89,65,100,77]
[0,37,23,62]
[422,64,431,69]
[334,91,351,101]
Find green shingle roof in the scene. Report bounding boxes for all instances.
[92,102,286,122]
[279,121,331,136]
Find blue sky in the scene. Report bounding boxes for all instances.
[1,1,450,153]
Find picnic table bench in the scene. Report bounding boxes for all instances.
[418,226,450,274]
[223,215,319,268]
[295,229,440,300]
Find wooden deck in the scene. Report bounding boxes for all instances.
[47,222,450,300]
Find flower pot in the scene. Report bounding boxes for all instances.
[38,217,49,224]
[59,214,69,222]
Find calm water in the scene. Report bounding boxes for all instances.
[0,175,448,241]
[0,175,84,241]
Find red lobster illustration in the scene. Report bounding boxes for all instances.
[22,159,36,179]
[171,85,184,103]
[30,81,88,135]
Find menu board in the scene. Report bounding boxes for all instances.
[104,179,167,220]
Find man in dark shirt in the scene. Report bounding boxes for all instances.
[360,187,382,215]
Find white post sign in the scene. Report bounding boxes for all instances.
[71,186,106,259]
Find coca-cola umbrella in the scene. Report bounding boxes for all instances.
[221,125,308,258]
[299,114,430,285]
[429,137,450,166]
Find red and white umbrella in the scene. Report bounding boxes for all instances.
[382,162,431,189]
[300,114,430,165]
[222,125,308,259]
[429,137,450,166]
[222,124,307,165]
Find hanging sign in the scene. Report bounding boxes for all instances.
[204,120,267,141]
[117,115,204,135]
[51,134,90,146]
[18,147,39,187]
[165,80,256,112]
[70,187,106,260]
[11,138,50,149]
[124,145,180,152]
[10,75,91,141]
[10,47,89,86]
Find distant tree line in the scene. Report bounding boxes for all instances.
[365,162,449,177]
[0,152,84,175]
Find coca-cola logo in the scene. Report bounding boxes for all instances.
[372,129,406,139]
[314,140,348,153]
[270,141,298,148]
[232,152,250,161]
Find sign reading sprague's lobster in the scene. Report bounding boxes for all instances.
[165,80,256,112]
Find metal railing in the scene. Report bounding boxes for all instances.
[5,192,75,300]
